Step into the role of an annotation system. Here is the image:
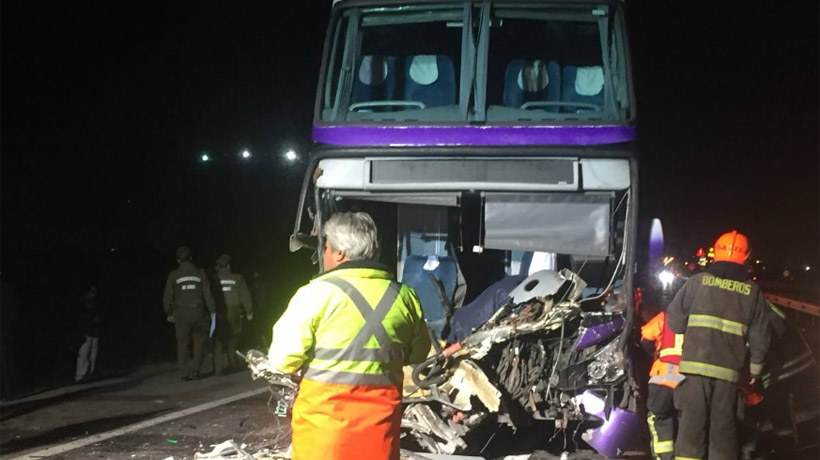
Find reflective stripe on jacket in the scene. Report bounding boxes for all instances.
[659,315,683,365]
[268,262,431,460]
[641,312,684,388]
[667,265,770,383]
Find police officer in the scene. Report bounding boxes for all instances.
[213,254,253,374]
[667,231,770,460]
[163,246,216,380]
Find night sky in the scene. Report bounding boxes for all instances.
[2,1,818,284]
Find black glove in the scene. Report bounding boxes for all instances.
[640,339,655,357]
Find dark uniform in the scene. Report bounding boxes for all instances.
[667,261,770,460]
[213,254,253,374]
[163,247,216,380]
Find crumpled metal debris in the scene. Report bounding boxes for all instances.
[403,404,468,454]
[194,439,291,460]
[402,269,608,455]
[443,360,501,412]
[194,440,253,460]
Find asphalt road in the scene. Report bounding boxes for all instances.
[0,365,276,460]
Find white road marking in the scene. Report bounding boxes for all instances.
[9,386,269,460]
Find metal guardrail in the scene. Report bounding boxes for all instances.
[765,294,820,317]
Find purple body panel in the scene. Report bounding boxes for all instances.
[573,317,625,350]
[313,124,636,146]
[578,390,644,459]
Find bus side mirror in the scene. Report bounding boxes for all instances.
[289,233,318,253]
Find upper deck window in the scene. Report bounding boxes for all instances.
[318,2,631,124]
[321,4,470,122]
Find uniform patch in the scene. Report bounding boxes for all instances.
[701,274,751,295]
[176,276,202,284]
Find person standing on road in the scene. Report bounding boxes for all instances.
[75,284,102,383]
[267,212,431,460]
[163,246,216,381]
[667,231,770,460]
[640,310,684,460]
[213,254,253,375]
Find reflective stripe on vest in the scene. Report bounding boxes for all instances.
[658,313,683,365]
[304,277,402,386]
[679,360,739,383]
[302,367,399,386]
[649,362,685,386]
[687,314,747,337]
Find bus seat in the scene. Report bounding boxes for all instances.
[503,59,560,112]
[352,55,397,105]
[561,65,605,112]
[403,55,455,108]
[401,254,458,339]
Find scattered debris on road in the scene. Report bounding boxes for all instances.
[194,439,290,459]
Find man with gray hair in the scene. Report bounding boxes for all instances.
[268,211,430,460]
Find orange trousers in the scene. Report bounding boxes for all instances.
[291,378,402,460]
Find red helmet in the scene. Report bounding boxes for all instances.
[714,231,750,264]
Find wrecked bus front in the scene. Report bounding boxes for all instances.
[290,0,640,456]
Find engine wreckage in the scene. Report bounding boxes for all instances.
[401,268,642,458]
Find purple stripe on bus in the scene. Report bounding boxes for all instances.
[312,124,635,146]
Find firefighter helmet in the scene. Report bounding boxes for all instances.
[713,231,750,264]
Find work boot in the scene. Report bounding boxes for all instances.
[181,372,201,381]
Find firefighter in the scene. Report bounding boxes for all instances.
[641,310,684,460]
[213,254,253,374]
[667,231,770,460]
[163,246,216,380]
[267,212,431,460]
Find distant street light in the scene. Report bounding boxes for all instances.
[241,150,252,159]
[285,150,298,162]
[201,153,210,162]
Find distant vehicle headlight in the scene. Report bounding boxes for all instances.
[658,270,675,289]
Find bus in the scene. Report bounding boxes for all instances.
[289,0,640,456]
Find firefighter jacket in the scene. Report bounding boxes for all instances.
[163,262,216,316]
[216,268,253,315]
[267,260,431,460]
[641,312,684,389]
[667,262,770,383]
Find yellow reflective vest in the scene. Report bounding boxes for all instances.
[268,263,431,381]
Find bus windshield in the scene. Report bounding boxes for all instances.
[319,2,631,123]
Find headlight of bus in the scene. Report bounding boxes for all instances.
[587,339,625,383]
